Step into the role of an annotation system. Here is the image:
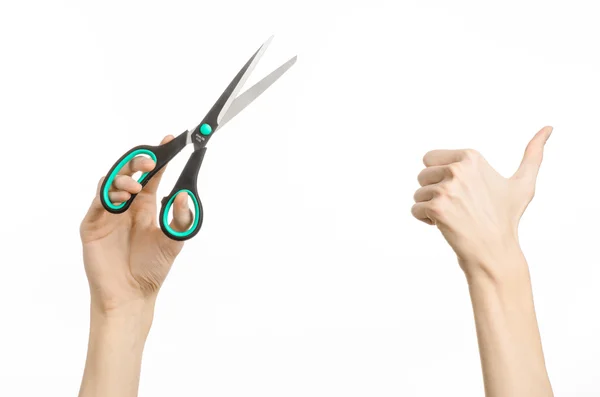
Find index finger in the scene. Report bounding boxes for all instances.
[142,135,175,194]
[423,150,465,167]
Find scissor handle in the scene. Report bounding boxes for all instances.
[100,132,188,214]
[159,148,206,241]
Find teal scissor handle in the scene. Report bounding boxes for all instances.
[100,133,188,214]
[159,148,206,241]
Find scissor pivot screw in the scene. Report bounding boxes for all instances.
[200,123,213,136]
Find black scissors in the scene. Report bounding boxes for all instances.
[99,36,296,241]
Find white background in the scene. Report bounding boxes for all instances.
[0,0,599,396]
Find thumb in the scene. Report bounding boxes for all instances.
[169,191,194,233]
[511,126,553,184]
[156,192,193,257]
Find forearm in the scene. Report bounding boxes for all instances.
[79,300,155,397]
[465,251,552,397]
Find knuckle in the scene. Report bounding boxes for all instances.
[463,149,480,161]
[435,183,449,196]
[127,157,138,170]
[114,175,125,186]
[446,162,462,176]
[428,200,444,217]
[442,181,459,199]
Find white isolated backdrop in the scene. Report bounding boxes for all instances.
[0,0,599,396]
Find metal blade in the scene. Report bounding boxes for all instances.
[217,55,297,130]
[216,36,273,125]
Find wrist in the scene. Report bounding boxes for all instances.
[465,250,537,340]
[463,247,532,296]
[459,235,527,283]
[90,297,156,335]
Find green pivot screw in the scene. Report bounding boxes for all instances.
[200,123,213,136]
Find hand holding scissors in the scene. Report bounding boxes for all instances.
[100,36,296,241]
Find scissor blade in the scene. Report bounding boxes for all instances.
[215,36,273,125]
[217,55,297,130]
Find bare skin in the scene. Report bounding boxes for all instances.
[79,135,193,397]
[77,127,555,396]
[412,126,554,397]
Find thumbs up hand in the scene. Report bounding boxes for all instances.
[411,126,553,280]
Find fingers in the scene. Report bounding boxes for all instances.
[108,190,132,204]
[143,135,175,194]
[113,175,142,194]
[413,184,442,202]
[169,191,194,232]
[414,150,475,225]
[84,135,177,228]
[103,135,173,202]
[423,150,469,166]
[512,126,553,183]
[414,162,451,225]
[411,202,435,225]
[413,182,446,225]
[417,166,450,186]
[107,171,144,206]
[85,174,132,223]
[109,143,159,201]
[118,156,155,176]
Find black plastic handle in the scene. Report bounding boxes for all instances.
[100,132,188,214]
[158,148,207,241]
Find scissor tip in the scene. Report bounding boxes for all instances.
[284,55,298,67]
[262,35,275,47]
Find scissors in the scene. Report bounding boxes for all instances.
[99,36,296,241]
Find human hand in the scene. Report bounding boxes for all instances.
[411,126,553,279]
[80,135,194,313]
